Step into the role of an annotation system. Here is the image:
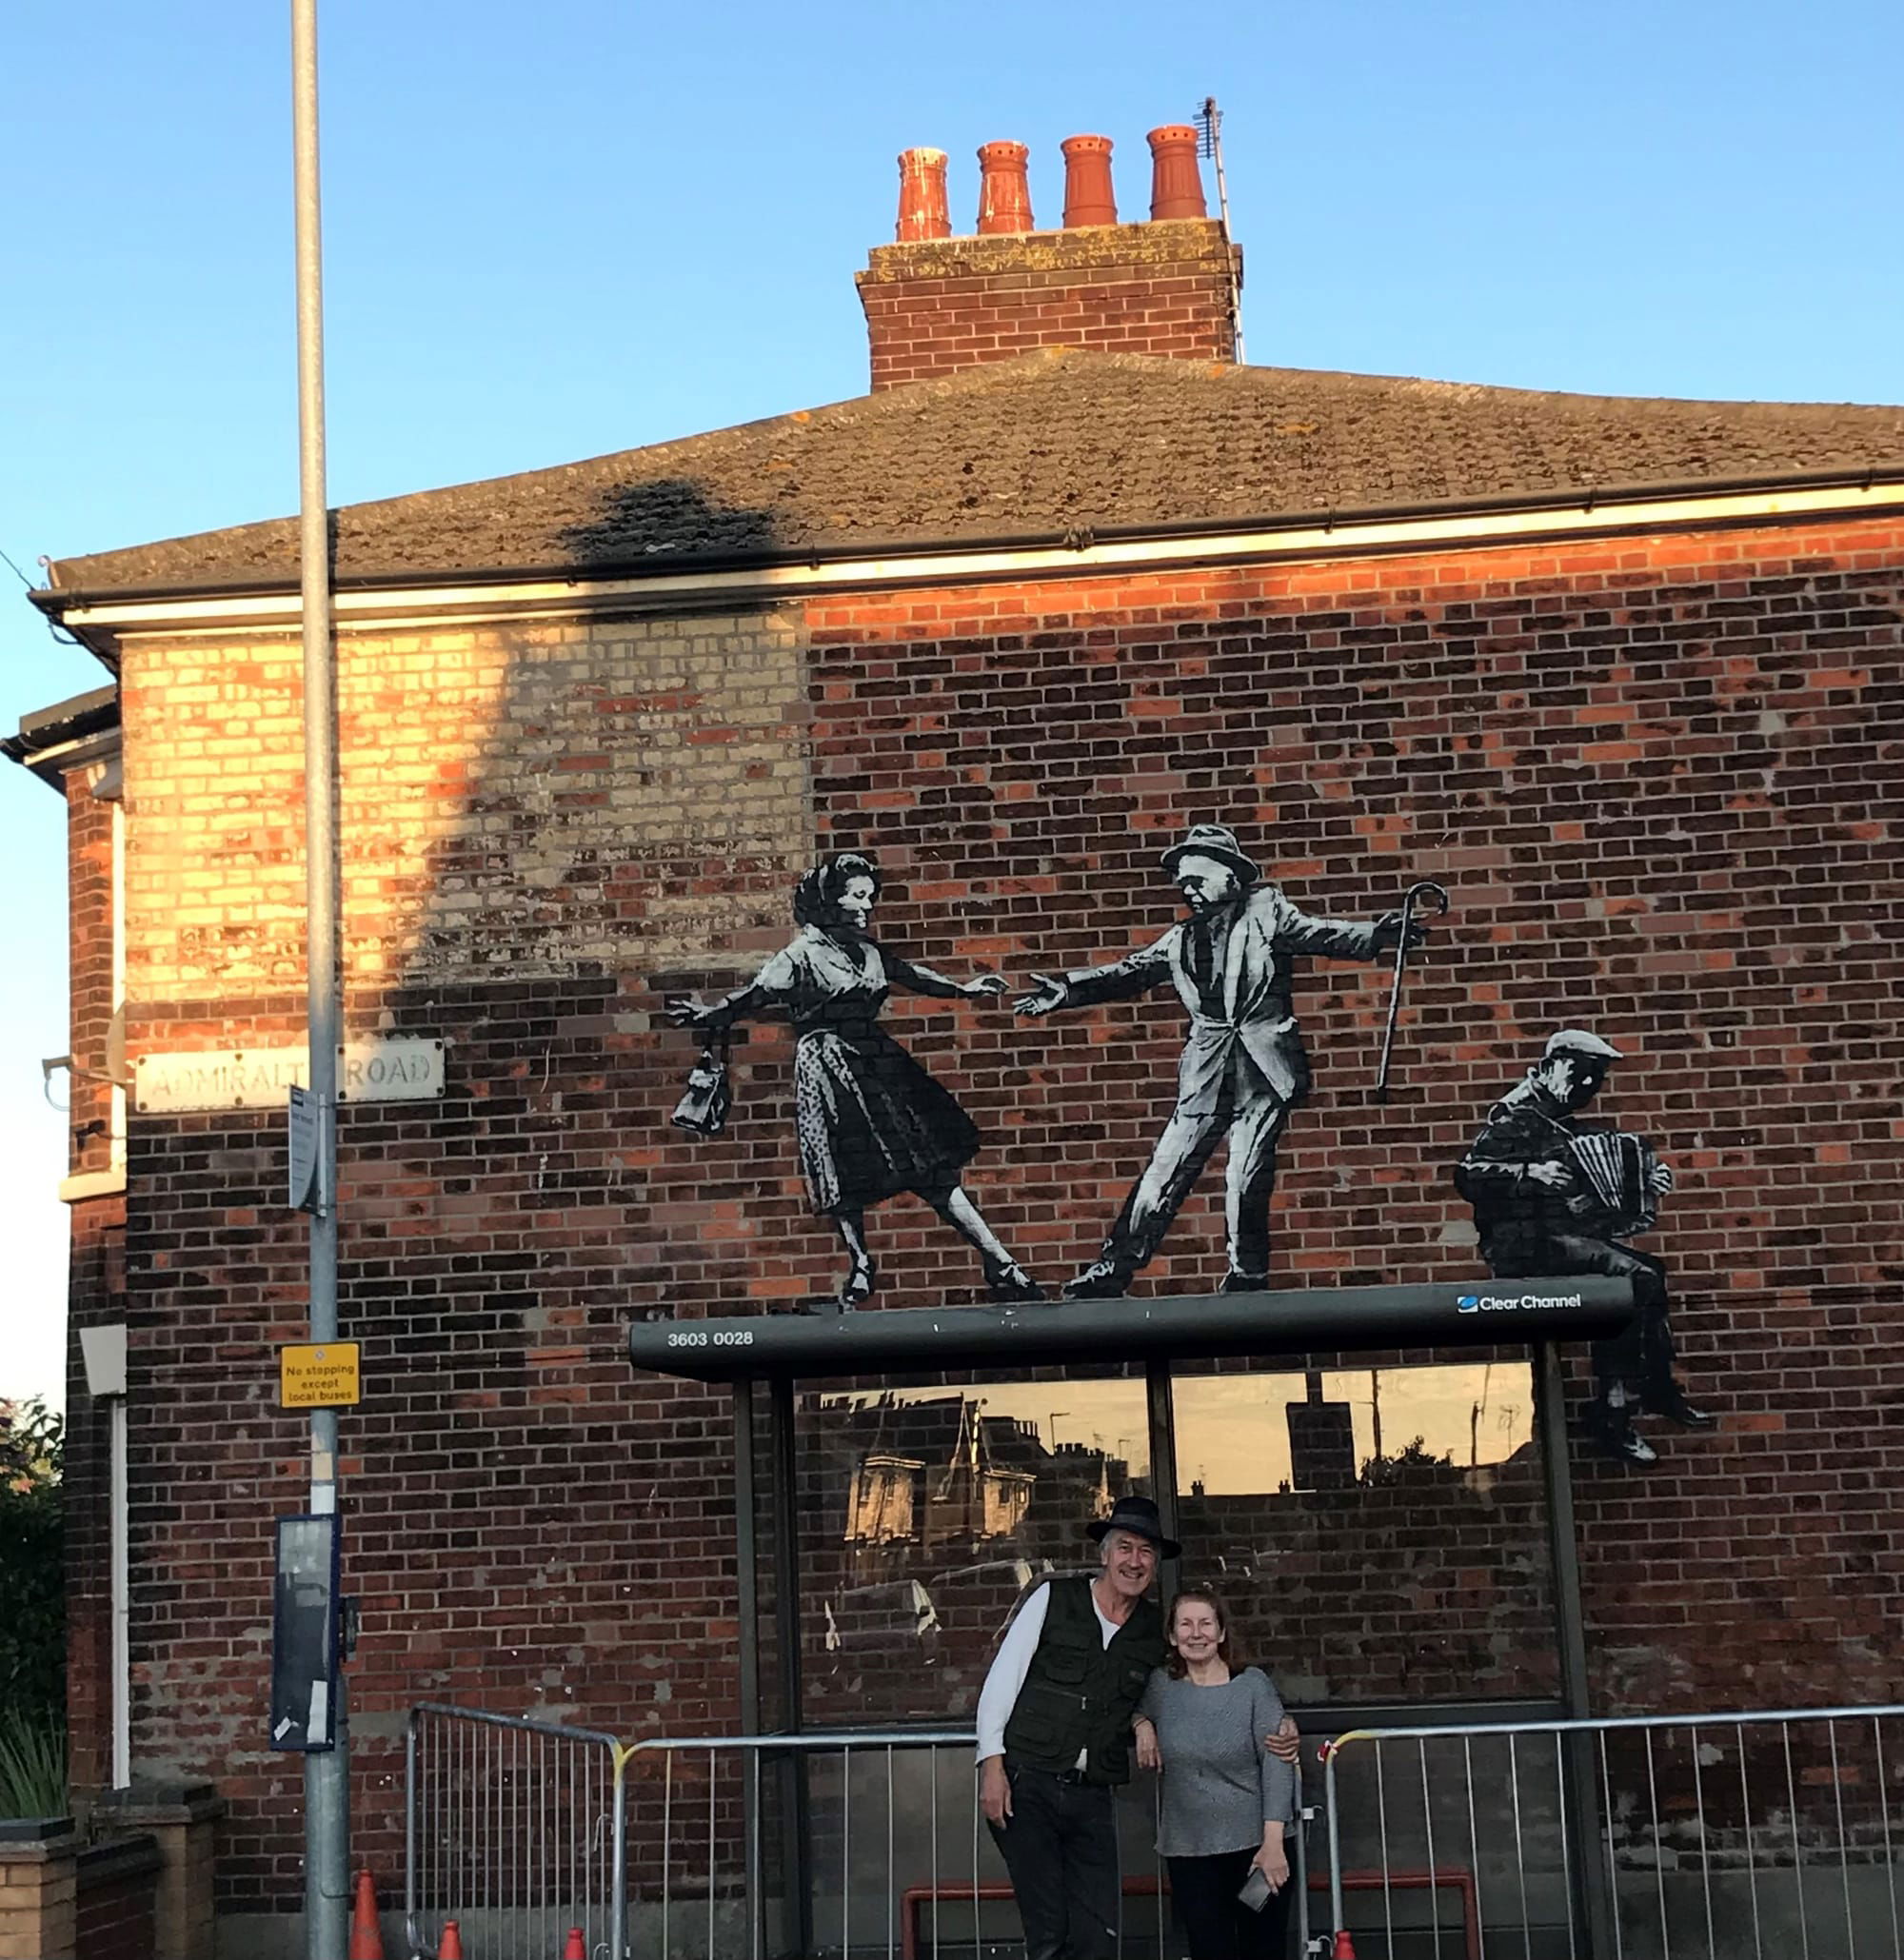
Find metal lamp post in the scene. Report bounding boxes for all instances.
[291,0,348,1950]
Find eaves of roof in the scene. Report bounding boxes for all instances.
[33,351,1904,612]
[1,682,122,789]
[31,462,1904,620]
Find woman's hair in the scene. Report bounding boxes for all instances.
[1163,1586,1237,1678]
[792,851,883,929]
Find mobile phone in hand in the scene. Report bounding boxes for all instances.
[1237,1865,1273,1912]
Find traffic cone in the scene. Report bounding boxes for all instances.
[436,1922,464,1960]
[562,1930,586,1960]
[348,1870,384,1960]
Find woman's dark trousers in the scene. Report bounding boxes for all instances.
[1166,1848,1294,1960]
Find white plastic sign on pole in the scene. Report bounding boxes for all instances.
[288,1085,320,1214]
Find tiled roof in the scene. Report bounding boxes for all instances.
[46,350,1904,596]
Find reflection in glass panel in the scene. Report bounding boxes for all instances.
[795,1376,1151,1728]
[1172,1360,1554,1707]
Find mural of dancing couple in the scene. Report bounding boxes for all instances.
[665,822,1711,1465]
[665,824,1416,1305]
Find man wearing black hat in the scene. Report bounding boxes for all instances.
[975,1496,1174,1960]
[1456,1028,1714,1465]
[1017,823,1421,1297]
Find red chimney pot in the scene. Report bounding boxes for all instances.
[1147,125,1207,220]
[1061,134,1117,228]
[976,141,1034,234]
[895,148,951,242]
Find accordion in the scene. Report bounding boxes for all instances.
[1564,1131,1660,1237]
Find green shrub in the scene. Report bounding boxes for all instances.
[0,1704,67,1820]
[0,1397,65,1815]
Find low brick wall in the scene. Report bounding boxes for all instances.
[0,1802,207,1960]
[0,1819,80,1960]
[95,1784,225,1960]
[74,1836,162,1960]
[0,1817,163,1960]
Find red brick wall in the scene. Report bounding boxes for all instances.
[857,219,1239,390]
[64,1192,126,1798]
[93,511,1904,1911]
[66,774,118,1180]
[63,765,128,1799]
[73,1837,161,1960]
[120,982,746,1916]
[798,519,1904,1710]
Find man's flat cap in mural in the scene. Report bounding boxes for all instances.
[1545,1029,1622,1061]
[1160,823,1259,886]
[1086,1494,1182,1560]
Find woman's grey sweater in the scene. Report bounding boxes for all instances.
[1139,1665,1298,1858]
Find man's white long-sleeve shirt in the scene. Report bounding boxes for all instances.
[975,1579,1127,1764]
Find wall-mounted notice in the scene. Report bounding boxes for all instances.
[134,1037,446,1114]
[280,1342,361,1410]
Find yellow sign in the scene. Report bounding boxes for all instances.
[280,1342,362,1409]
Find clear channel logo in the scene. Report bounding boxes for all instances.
[1457,1292,1584,1314]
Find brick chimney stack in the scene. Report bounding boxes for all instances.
[858,125,1243,393]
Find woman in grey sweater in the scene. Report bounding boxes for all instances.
[1133,1588,1297,1960]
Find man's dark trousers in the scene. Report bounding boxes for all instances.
[1484,1223,1675,1393]
[987,1762,1121,1960]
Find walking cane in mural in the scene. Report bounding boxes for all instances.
[664,852,1045,1311]
[1373,880,1450,1102]
[1014,823,1429,1299]
[1454,1029,1715,1466]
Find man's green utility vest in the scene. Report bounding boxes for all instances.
[1002,1574,1165,1786]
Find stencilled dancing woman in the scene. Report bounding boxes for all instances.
[665,852,1044,1311]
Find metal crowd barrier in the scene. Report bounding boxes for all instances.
[406,1702,629,1960]
[619,1728,1317,1960]
[629,1729,981,1960]
[407,1696,1904,1959]
[1320,1703,1904,1960]
[409,1713,1308,1959]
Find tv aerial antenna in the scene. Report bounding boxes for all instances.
[1196,97,1244,361]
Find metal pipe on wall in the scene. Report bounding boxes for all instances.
[78,1324,131,1787]
[291,0,347,1951]
[110,1395,129,1789]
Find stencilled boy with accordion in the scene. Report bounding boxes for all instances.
[1455,1029,1716,1466]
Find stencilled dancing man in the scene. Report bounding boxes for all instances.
[1015,823,1423,1298]
[1455,1029,1716,1465]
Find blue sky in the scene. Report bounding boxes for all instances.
[3,0,1899,1406]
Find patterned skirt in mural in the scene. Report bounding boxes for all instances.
[792,1022,982,1216]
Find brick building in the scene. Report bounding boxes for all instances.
[11,129,1904,1952]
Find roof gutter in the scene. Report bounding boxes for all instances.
[34,465,1904,642]
[1,688,124,790]
[1,723,123,790]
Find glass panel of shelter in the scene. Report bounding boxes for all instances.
[783,1353,1557,1732]
[760,1352,1561,1960]
[781,1368,1160,1959]
[791,1370,1154,1730]
[1168,1354,1558,1713]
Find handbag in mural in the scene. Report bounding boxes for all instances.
[671,1039,733,1137]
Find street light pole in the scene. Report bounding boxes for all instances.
[291,1,348,1951]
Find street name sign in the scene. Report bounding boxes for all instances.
[135,1036,446,1114]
